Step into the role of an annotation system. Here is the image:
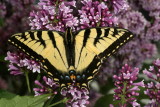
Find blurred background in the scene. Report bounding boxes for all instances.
[0,0,160,106]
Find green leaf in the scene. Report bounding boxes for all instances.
[0,90,16,99]
[100,78,115,94]
[0,18,4,27]
[28,94,51,107]
[0,55,5,62]
[0,94,50,107]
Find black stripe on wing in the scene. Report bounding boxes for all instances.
[104,28,110,37]
[83,29,91,47]
[94,28,102,45]
[76,29,91,67]
[99,29,134,59]
[8,31,62,78]
[28,31,35,40]
[48,31,57,47]
[47,31,69,69]
[21,32,27,40]
[81,56,100,84]
[37,31,46,48]
[112,28,119,37]
[9,36,42,60]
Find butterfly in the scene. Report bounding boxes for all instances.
[8,27,134,89]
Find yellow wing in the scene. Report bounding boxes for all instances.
[74,27,134,75]
[8,30,69,73]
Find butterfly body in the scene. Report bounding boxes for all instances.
[8,27,134,89]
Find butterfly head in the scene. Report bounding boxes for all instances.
[69,70,76,80]
[64,70,81,85]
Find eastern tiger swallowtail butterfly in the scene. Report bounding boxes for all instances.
[8,27,134,88]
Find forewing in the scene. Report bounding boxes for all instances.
[8,30,69,73]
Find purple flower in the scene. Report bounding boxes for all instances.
[139,0,160,11]
[140,43,157,58]
[34,76,59,96]
[146,19,160,41]
[117,10,148,35]
[109,104,114,107]
[5,51,20,64]
[144,99,158,107]
[29,0,129,31]
[29,0,79,32]
[111,0,129,13]
[117,10,148,56]
[38,0,64,7]
[132,80,145,87]
[126,0,140,11]
[22,58,41,73]
[9,64,23,75]
[131,100,140,107]
[143,69,156,80]
[79,0,115,29]
[0,3,6,18]
[143,58,160,105]
[154,58,160,67]
[149,10,160,19]
[5,51,23,75]
[5,51,41,75]
[111,64,143,106]
[61,83,89,107]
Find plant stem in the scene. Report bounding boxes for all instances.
[121,82,127,105]
[47,98,68,107]
[25,71,31,93]
[44,95,55,107]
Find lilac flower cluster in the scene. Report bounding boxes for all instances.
[118,11,148,35]
[61,84,89,107]
[34,76,59,96]
[5,51,41,75]
[115,10,156,68]
[143,59,160,106]
[110,0,129,13]
[29,0,78,31]
[29,0,126,31]
[146,19,160,41]
[79,0,114,29]
[111,64,144,107]
[139,0,160,11]
[115,10,157,67]
[139,0,160,41]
